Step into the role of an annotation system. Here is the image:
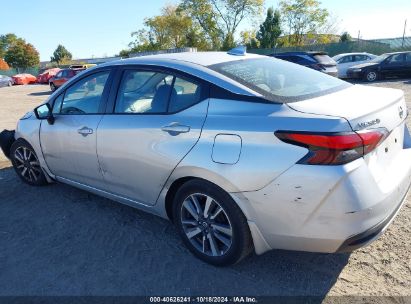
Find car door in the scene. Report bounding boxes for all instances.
[404,52,411,77]
[380,54,405,77]
[336,55,353,77]
[40,69,113,188]
[96,68,209,205]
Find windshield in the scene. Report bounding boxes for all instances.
[370,54,390,63]
[313,54,336,65]
[209,57,350,103]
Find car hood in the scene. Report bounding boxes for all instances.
[349,62,379,70]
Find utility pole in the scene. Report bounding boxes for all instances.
[358,30,361,48]
[402,19,407,48]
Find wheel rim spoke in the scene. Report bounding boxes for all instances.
[186,227,202,239]
[190,195,202,215]
[211,223,232,237]
[181,220,197,226]
[210,206,223,220]
[203,196,213,218]
[208,233,219,256]
[182,200,199,221]
[213,231,231,247]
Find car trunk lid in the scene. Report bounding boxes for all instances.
[287,85,406,133]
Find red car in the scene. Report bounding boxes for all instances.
[49,68,84,91]
[36,68,61,84]
[12,74,37,85]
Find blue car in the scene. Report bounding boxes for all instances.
[0,75,13,88]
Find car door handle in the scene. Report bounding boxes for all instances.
[161,122,190,135]
[78,126,93,137]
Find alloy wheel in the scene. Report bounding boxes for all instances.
[13,146,42,183]
[367,71,377,82]
[180,193,233,257]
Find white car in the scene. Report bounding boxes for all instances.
[333,53,377,78]
[2,49,411,266]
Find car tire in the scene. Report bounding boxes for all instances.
[173,179,253,266]
[10,139,48,186]
[364,70,378,82]
[50,82,57,91]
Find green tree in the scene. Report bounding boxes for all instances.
[279,0,329,46]
[340,31,352,42]
[4,40,40,69]
[0,33,24,58]
[240,30,259,48]
[128,5,209,53]
[181,0,264,50]
[257,7,282,49]
[50,44,72,64]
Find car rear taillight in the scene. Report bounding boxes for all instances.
[275,129,388,165]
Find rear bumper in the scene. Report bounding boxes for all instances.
[336,182,409,252]
[237,128,411,254]
[0,129,15,159]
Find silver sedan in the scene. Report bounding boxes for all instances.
[2,49,411,266]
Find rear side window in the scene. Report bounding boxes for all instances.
[209,57,350,103]
[169,77,201,113]
[313,54,335,65]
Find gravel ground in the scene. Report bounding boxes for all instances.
[0,81,410,298]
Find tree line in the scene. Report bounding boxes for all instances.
[119,0,347,57]
[1,0,350,69]
[0,33,73,70]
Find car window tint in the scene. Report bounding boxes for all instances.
[115,70,174,114]
[169,77,201,112]
[61,71,110,115]
[338,56,351,63]
[387,54,403,64]
[355,55,368,61]
[210,57,349,102]
[405,53,411,62]
[52,94,64,114]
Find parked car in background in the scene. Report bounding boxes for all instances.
[0,75,13,87]
[12,74,37,85]
[49,68,85,91]
[347,51,411,82]
[332,53,377,78]
[69,64,97,69]
[36,68,61,84]
[2,51,411,266]
[269,51,338,77]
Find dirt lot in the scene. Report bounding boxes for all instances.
[0,81,410,298]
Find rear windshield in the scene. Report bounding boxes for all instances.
[209,57,350,103]
[313,54,336,65]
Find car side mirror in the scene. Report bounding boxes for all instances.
[34,103,55,125]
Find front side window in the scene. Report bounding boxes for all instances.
[60,71,110,114]
[115,70,202,114]
[386,54,404,64]
[338,56,352,63]
[209,57,350,103]
[405,53,411,62]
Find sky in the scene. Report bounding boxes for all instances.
[1,0,410,61]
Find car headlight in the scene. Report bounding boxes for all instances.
[20,111,33,120]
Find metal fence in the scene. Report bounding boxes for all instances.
[129,47,197,58]
[0,67,40,77]
[249,37,411,57]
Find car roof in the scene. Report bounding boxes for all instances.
[64,52,267,98]
[384,51,411,55]
[271,51,328,56]
[104,51,262,68]
[332,52,374,59]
